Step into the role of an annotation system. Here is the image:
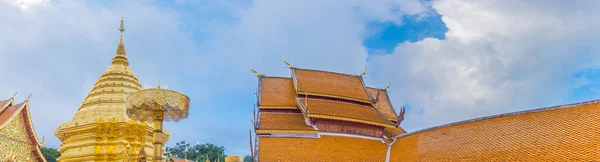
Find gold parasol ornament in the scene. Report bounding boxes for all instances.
[125,79,190,162]
[125,88,190,122]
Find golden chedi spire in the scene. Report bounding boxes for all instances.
[74,17,141,114]
[55,18,166,161]
[113,16,129,65]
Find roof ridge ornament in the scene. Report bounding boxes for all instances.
[249,66,261,77]
[11,92,17,99]
[384,82,391,91]
[40,136,45,147]
[397,106,405,127]
[284,60,293,69]
[360,67,367,76]
[26,94,32,101]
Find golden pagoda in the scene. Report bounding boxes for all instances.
[54,18,169,161]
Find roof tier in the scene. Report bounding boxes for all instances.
[0,98,12,113]
[258,135,388,161]
[367,88,398,121]
[257,113,316,134]
[259,77,297,108]
[0,102,24,126]
[293,68,373,103]
[297,98,394,128]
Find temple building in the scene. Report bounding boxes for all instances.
[0,95,47,162]
[54,19,169,161]
[251,64,600,161]
[251,64,406,162]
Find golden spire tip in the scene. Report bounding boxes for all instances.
[119,17,125,33]
[284,60,293,69]
[157,76,161,89]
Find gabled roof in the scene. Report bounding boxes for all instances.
[367,88,398,121]
[0,98,13,113]
[292,68,374,103]
[0,102,24,126]
[258,77,298,109]
[257,112,317,134]
[297,98,395,128]
[0,99,46,162]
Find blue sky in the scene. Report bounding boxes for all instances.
[3,0,600,157]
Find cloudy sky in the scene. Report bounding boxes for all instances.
[3,0,600,156]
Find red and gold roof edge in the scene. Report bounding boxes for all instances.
[0,98,47,162]
[256,129,319,134]
[296,91,374,104]
[257,106,299,110]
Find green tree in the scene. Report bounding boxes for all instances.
[244,155,252,162]
[165,141,226,162]
[165,141,191,158]
[40,147,60,162]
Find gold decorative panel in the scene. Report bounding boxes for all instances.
[0,112,34,161]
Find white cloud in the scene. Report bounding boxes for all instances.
[0,0,427,155]
[11,0,600,157]
[4,0,48,10]
[369,0,600,131]
[0,0,198,149]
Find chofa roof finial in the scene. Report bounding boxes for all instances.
[397,106,406,127]
[284,60,293,69]
[11,92,17,99]
[384,82,391,91]
[249,66,261,77]
[26,94,32,101]
[360,67,367,76]
[40,136,45,147]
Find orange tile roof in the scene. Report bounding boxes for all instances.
[293,68,373,103]
[258,135,388,161]
[298,98,394,127]
[368,88,398,121]
[257,113,315,131]
[390,100,600,161]
[0,99,11,112]
[384,127,406,138]
[259,77,297,108]
[0,102,24,126]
